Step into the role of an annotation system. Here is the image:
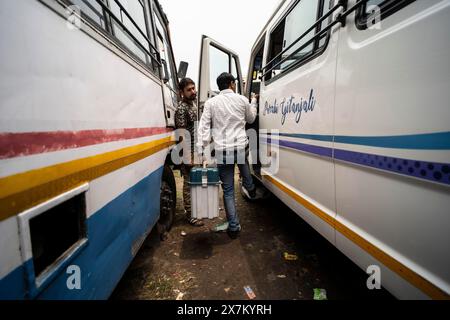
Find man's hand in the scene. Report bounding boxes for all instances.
[195,152,208,166]
[251,92,260,102]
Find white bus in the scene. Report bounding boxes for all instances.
[0,0,182,299]
[198,0,450,299]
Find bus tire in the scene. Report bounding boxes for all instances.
[158,165,176,236]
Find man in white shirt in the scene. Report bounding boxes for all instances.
[197,72,258,239]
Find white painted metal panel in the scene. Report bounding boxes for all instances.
[0,0,166,134]
[86,148,168,218]
[334,0,450,297]
[0,217,22,279]
[0,0,173,290]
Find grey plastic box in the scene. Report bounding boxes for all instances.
[189,167,221,219]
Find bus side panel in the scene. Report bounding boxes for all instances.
[37,162,165,300]
[0,0,170,299]
[0,0,166,136]
[334,0,450,298]
[0,158,166,300]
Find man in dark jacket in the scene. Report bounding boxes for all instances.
[175,78,204,227]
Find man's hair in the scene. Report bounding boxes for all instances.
[179,78,195,92]
[217,72,236,91]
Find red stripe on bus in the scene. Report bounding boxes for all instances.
[0,127,173,159]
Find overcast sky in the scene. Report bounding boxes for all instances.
[158,0,281,82]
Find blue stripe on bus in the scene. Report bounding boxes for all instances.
[0,166,164,300]
[0,260,32,300]
[261,132,450,150]
[264,138,450,186]
[276,133,334,143]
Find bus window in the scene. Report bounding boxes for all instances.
[264,0,337,82]
[209,45,230,93]
[265,21,284,81]
[110,0,155,67]
[157,33,175,87]
[155,15,177,92]
[67,0,159,75]
[282,0,318,68]
[249,44,264,97]
[154,11,178,125]
[266,0,320,81]
[319,0,332,48]
[71,0,108,29]
[198,36,243,114]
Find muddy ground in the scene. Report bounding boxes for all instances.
[111,171,394,300]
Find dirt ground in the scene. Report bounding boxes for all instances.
[111,170,394,300]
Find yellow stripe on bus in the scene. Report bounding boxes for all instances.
[263,174,449,300]
[0,136,175,222]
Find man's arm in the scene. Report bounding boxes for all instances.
[197,101,212,154]
[175,103,187,129]
[244,95,258,125]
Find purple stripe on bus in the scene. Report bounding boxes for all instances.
[262,138,450,185]
[267,138,333,158]
[334,149,449,185]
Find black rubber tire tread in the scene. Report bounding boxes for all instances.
[158,165,176,233]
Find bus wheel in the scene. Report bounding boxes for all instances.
[158,165,176,237]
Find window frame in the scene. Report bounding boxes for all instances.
[208,43,232,92]
[208,43,243,94]
[355,0,416,30]
[63,0,161,77]
[153,7,179,91]
[65,0,111,31]
[231,55,243,95]
[264,0,332,85]
[247,34,266,98]
[113,0,152,64]
[18,184,90,299]
[108,0,159,71]
[145,0,162,76]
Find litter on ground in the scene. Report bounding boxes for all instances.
[244,286,256,300]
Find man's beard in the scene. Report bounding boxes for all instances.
[186,95,197,101]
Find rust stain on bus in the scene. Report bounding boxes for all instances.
[0,127,173,159]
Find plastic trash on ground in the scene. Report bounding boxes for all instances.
[244,286,256,300]
[283,252,299,261]
[213,222,229,233]
[313,288,327,300]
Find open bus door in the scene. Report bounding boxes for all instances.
[245,37,266,178]
[198,35,244,116]
[198,35,266,181]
